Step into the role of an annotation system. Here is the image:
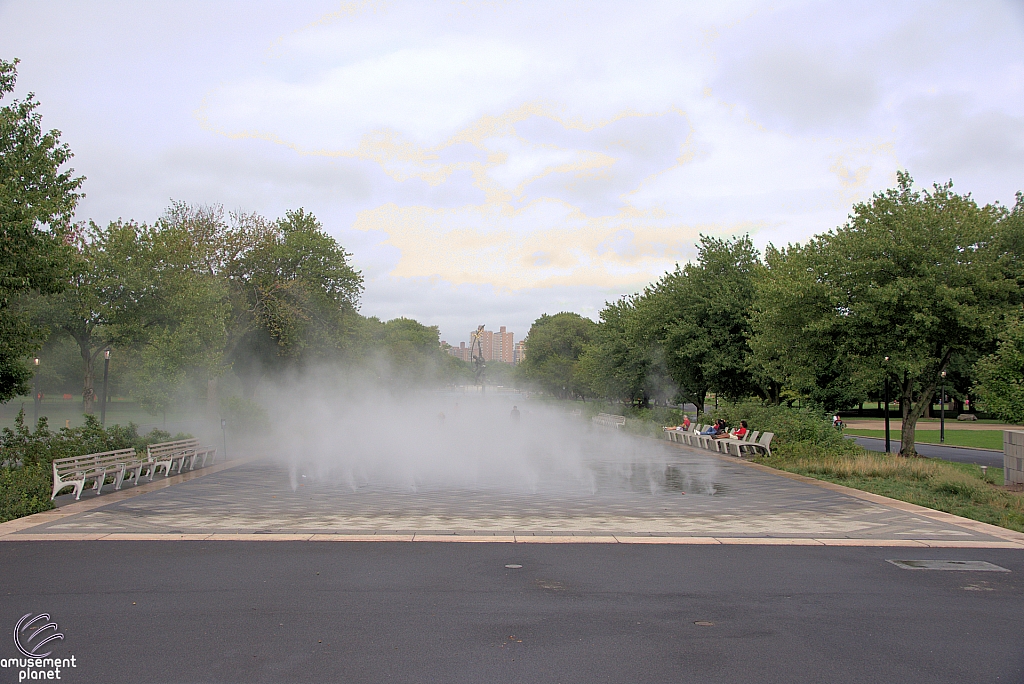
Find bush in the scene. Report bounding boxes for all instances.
[0,409,190,523]
[221,396,270,435]
[706,400,857,455]
[0,463,52,522]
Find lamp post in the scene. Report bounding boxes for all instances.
[883,356,891,454]
[221,418,228,461]
[33,358,40,423]
[940,370,946,444]
[99,350,111,426]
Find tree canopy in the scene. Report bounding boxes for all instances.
[0,58,84,400]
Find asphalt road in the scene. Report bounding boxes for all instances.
[2,542,1022,683]
[851,435,1004,468]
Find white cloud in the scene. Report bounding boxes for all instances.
[2,0,1022,339]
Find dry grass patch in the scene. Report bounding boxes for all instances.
[756,447,1024,533]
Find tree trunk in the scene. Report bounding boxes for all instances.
[76,335,96,415]
[899,351,953,457]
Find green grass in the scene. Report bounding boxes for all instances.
[0,398,194,431]
[846,429,1003,450]
[753,447,1024,532]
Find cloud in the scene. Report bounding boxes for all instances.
[4,0,1023,341]
[903,95,1024,182]
[352,200,722,289]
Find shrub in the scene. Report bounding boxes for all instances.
[706,400,857,455]
[220,396,270,435]
[0,409,191,523]
[0,463,52,522]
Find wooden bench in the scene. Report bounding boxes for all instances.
[592,413,626,429]
[148,439,216,478]
[51,449,137,500]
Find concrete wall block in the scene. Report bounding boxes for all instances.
[1003,432,1024,484]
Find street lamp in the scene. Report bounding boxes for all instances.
[100,350,111,427]
[221,418,228,461]
[33,358,40,423]
[940,370,946,444]
[883,356,891,454]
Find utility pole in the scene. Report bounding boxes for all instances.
[883,356,891,453]
[100,350,111,427]
[940,370,946,444]
[33,358,40,424]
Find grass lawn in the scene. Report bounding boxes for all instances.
[0,398,199,432]
[754,447,1024,532]
[845,428,1003,450]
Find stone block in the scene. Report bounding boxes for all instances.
[1004,431,1024,485]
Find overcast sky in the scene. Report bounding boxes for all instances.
[2,0,1022,344]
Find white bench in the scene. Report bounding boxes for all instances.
[592,413,626,428]
[736,432,774,458]
[722,430,759,457]
[664,424,771,458]
[51,449,137,500]
[148,439,216,478]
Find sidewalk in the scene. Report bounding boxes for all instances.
[843,418,1020,431]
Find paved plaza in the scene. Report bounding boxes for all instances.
[3,437,1024,683]
[3,438,1023,546]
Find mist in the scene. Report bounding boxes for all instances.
[239,366,719,498]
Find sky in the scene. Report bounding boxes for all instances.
[2,0,1023,346]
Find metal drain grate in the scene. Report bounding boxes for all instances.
[887,559,1010,572]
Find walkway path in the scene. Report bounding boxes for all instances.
[3,440,1022,547]
[851,435,1004,467]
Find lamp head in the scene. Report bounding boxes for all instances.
[941,370,946,378]
[884,356,889,362]
[34,358,39,366]
[104,350,110,360]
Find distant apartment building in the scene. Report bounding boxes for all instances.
[513,339,526,365]
[444,326,518,364]
[442,341,472,362]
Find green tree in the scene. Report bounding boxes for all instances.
[751,242,868,410]
[973,312,1024,423]
[38,217,230,415]
[519,312,596,399]
[751,173,1019,456]
[653,235,762,409]
[225,208,363,396]
[364,316,455,386]
[0,58,84,400]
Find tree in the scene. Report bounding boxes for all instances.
[224,208,363,396]
[364,316,455,387]
[751,173,1020,456]
[0,58,84,400]
[751,243,869,410]
[38,218,229,414]
[641,235,762,410]
[973,312,1024,423]
[518,312,596,399]
[577,296,647,401]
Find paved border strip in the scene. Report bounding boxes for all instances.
[0,533,1021,547]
